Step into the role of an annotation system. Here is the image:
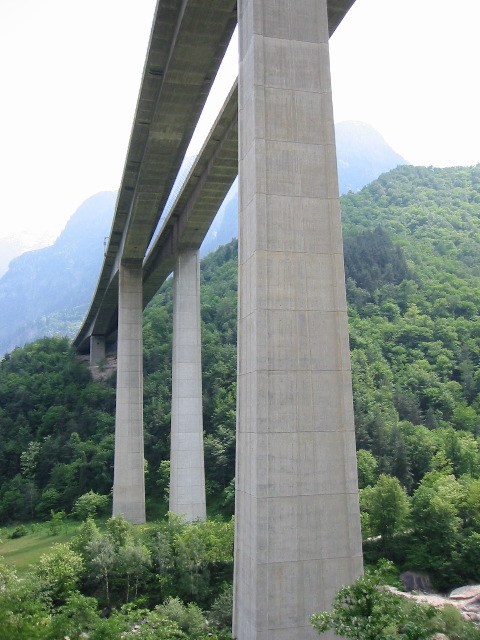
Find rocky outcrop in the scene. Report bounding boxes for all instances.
[449,585,480,623]
[386,584,480,624]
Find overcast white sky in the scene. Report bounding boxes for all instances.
[1,0,479,247]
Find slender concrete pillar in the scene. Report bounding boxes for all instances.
[234,1,363,639]
[169,247,206,522]
[112,259,146,524]
[89,335,105,366]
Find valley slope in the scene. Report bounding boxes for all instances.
[1,164,480,590]
[0,122,407,356]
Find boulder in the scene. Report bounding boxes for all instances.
[449,585,480,600]
[448,585,480,617]
[386,584,480,624]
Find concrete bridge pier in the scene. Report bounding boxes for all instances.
[112,259,146,524]
[234,0,363,638]
[89,335,105,366]
[170,247,207,522]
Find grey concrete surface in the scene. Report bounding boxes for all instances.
[73,2,362,635]
[169,248,207,522]
[73,1,355,354]
[142,83,239,306]
[74,0,237,353]
[112,260,146,524]
[89,335,105,366]
[234,0,363,638]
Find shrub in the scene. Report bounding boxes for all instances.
[8,525,28,539]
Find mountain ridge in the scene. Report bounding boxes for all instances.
[2,165,480,593]
[0,191,116,356]
[0,121,407,356]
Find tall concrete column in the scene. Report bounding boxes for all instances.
[113,259,146,524]
[234,1,363,639]
[169,247,206,522]
[89,335,105,366]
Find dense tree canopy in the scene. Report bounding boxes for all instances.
[2,164,480,593]
[0,515,234,640]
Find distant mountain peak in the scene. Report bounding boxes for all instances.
[0,122,408,355]
[335,120,408,194]
[0,192,116,356]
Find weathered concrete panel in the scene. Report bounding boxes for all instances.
[74,2,356,354]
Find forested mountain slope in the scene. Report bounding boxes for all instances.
[0,122,406,357]
[335,120,408,193]
[341,165,480,448]
[1,165,480,590]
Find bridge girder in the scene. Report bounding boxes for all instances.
[73,0,355,353]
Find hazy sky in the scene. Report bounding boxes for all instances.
[1,0,479,246]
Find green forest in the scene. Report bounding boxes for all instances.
[2,164,480,638]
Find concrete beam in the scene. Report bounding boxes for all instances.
[119,0,238,262]
[143,82,239,303]
[328,0,357,34]
[73,1,356,355]
[73,0,237,352]
[234,0,363,638]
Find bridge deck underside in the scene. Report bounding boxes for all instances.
[73,0,355,352]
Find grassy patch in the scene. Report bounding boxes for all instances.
[0,521,81,575]
[0,516,158,576]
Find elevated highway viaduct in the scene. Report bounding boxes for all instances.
[74,0,355,353]
[74,1,362,638]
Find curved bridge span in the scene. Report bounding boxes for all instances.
[75,2,362,639]
[74,0,355,352]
